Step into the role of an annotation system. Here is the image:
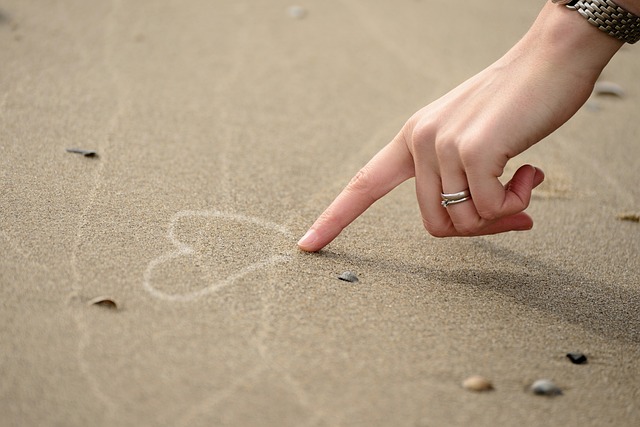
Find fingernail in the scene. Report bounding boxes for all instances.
[297,229,318,249]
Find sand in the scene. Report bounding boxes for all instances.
[1,1,639,426]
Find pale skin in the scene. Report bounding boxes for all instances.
[298,0,638,252]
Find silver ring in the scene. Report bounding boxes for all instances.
[440,188,471,208]
[441,189,470,200]
[441,196,471,207]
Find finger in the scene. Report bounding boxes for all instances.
[504,165,545,192]
[455,165,544,236]
[434,165,544,237]
[298,137,414,252]
[469,211,534,235]
[414,164,458,237]
[439,162,486,236]
[468,164,543,221]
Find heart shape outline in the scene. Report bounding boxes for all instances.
[143,210,294,302]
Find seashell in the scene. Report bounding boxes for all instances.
[593,81,625,97]
[530,379,562,396]
[338,271,359,283]
[66,148,98,157]
[287,6,307,19]
[87,296,118,310]
[566,352,588,364]
[462,375,494,392]
[617,213,640,223]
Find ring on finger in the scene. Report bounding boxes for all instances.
[440,189,472,208]
[441,196,472,207]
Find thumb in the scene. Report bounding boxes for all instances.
[501,164,545,214]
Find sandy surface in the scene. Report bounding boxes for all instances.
[1,1,639,426]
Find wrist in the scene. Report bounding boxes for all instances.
[507,1,623,81]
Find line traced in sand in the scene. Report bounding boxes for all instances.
[66,0,128,419]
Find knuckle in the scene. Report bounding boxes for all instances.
[428,228,450,238]
[457,141,484,166]
[475,205,501,221]
[452,220,480,237]
[348,165,373,192]
[408,120,437,151]
[346,165,377,204]
[421,217,450,238]
[434,135,483,168]
[434,135,458,160]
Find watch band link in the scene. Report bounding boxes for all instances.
[553,0,640,44]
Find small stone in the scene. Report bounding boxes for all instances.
[593,81,625,97]
[88,296,118,310]
[617,213,640,223]
[287,6,307,19]
[462,375,494,392]
[566,352,588,365]
[338,271,358,283]
[66,148,98,157]
[530,379,562,396]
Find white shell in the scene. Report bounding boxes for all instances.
[287,6,307,19]
[338,271,359,283]
[531,379,562,396]
[593,81,625,97]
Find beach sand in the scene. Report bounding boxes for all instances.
[1,1,639,426]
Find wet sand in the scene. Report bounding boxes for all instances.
[1,1,639,426]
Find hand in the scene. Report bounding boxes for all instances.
[297,2,623,252]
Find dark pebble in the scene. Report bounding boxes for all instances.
[338,271,358,283]
[566,352,588,364]
[88,296,118,310]
[66,148,98,157]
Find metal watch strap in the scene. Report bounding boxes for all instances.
[553,0,640,44]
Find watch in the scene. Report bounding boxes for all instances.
[552,0,640,44]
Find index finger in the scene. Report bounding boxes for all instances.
[297,137,414,252]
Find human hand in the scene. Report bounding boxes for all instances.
[297,2,623,252]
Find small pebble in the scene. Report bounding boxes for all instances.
[530,379,562,396]
[338,271,358,283]
[617,213,640,223]
[88,296,118,310]
[566,352,588,365]
[593,81,625,97]
[66,148,98,157]
[462,375,494,392]
[287,5,307,19]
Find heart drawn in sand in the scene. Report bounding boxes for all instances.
[142,210,294,302]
